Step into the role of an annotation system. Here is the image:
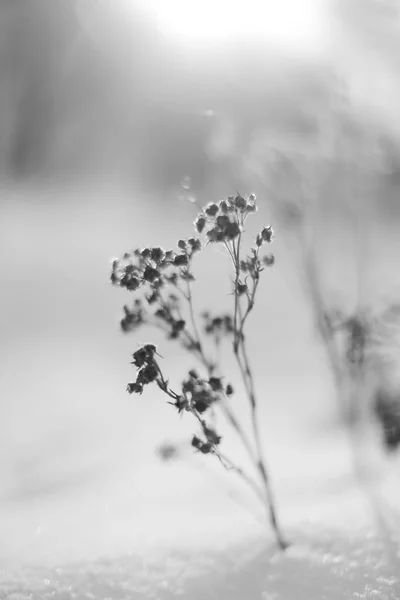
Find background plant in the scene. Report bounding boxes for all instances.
[111,193,289,550]
[238,108,400,562]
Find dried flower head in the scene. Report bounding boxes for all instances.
[112,191,289,551]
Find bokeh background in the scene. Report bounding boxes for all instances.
[1,0,400,567]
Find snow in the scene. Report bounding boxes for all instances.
[1,528,399,599]
[1,430,399,599]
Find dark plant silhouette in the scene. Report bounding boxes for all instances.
[111,193,289,550]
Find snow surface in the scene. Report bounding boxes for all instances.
[1,528,399,599]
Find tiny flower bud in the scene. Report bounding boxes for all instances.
[263,254,275,266]
[123,275,141,291]
[234,195,247,209]
[208,377,223,391]
[203,425,222,445]
[206,228,219,243]
[261,226,273,243]
[138,363,158,384]
[193,399,208,413]
[191,435,203,450]
[150,247,165,263]
[178,239,187,250]
[127,382,144,394]
[236,282,248,296]
[219,200,229,213]
[143,266,160,283]
[246,201,257,213]
[195,216,206,233]
[174,319,186,332]
[226,384,234,396]
[205,203,219,217]
[188,237,201,253]
[173,254,189,267]
[225,221,241,240]
[141,248,151,260]
[216,215,231,228]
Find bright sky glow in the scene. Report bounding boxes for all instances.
[139,0,327,53]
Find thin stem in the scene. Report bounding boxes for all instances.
[236,328,289,550]
[300,237,346,417]
[229,241,288,549]
[216,449,266,505]
[185,268,213,372]
[190,404,266,507]
[218,390,258,465]
[178,268,262,469]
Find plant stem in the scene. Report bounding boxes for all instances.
[235,328,289,550]
[154,361,266,512]
[229,237,289,549]
[192,409,266,504]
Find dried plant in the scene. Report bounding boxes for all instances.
[110,193,289,550]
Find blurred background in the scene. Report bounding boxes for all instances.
[1,0,400,566]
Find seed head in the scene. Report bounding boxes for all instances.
[263,254,275,266]
[173,254,189,267]
[234,194,247,209]
[226,384,234,396]
[141,248,152,260]
[127,381,144,394]
[150,247,165,263]
[195,215,206,233]
[143,266,160,283]
[208,377,223,391]
[261,226,274,243]
[205,203,219,217]
[178,239,187,250]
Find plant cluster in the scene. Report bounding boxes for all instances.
[111,193,289,550]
